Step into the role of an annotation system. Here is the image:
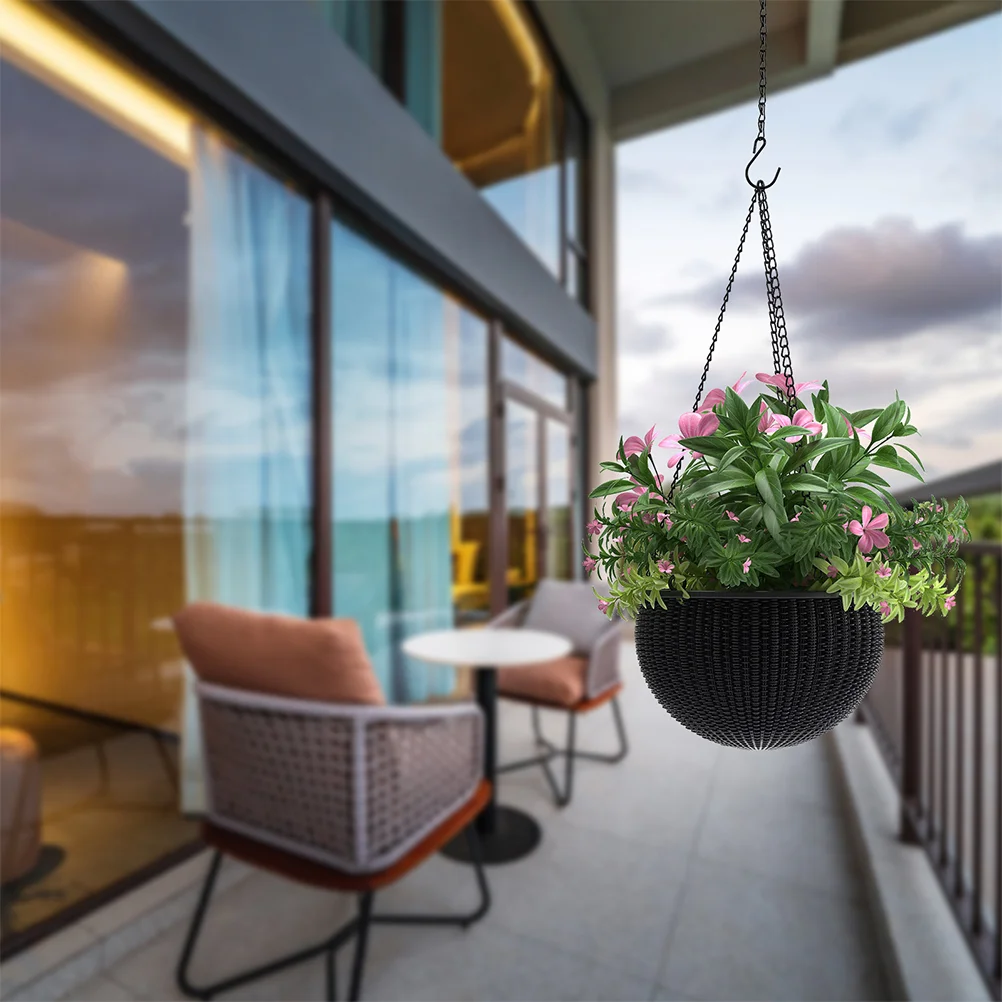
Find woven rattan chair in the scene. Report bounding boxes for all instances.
[176,682,490,1002]
[493,581,628,807]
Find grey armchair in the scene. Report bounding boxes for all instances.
[492,580,628,807]
[171,604,491,1002]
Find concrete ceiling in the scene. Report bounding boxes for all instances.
[539,0,1001,141]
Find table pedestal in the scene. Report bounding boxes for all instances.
[440,666,542,865]
[440,805,541,864]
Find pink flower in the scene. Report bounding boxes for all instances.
[768,409,823,441]
[912,538,921,552]
[875,565,892,578]
[657,560,675,574]
[623,426,657,458]
[742,558,752,573]
[936,505,944,513]
[585,520,601,535]
[790,513,800,522]
[613,484,648,511]
[612,536,624,545]
[725,511,739,522]
[879,601,892,617]
[826,564,838,578]
[947,534,955,544]
[737,534,751,543]
[656,512,672,527]
[582,556,597,572]
[847,506,890,554]
[642,512,655,524]
[597,599,610,613]
[699,371,752,412]
[945,595,956,611]
[756,373,824,397]
[660,412,720,463]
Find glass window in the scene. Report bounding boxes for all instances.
[441,0,560,275]
[505,398,539,603]
[501,336,568,410]
[331,220,490,703]
[314,0,385,76]
[545,418,572,580]
[0,0,311,946]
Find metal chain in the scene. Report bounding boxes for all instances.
[757,185,796,409]
[756,0,768,142]
[663,0,797,501]
[664,190,759,501]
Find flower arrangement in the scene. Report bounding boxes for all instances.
[586,373,969,622]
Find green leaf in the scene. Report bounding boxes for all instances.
[872,399,907,441]
[724,386,750,424]
[677,435,729,457]
[849,408,883,427]
[792,437,853,468]
[599,461,627,473]
[754,467,785,515]
[895,442,926,471]
[871,446,923,482]
[716,444,748,472]
[684,470,757,500]
[823,401,849,438]
[589,479,636,499]
[783,473,830,493]
[762,505,785,544]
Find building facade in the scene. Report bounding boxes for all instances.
[0,0,615,954]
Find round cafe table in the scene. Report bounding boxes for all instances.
[401,627,571,865]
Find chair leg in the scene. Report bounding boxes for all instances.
[347,892,373,1002]
[539,712,576,807]
[372,824,491,927]
[570,696,629,764]
[511,696,629,807]
[175,850,358,1001]
[325,944,338,1002]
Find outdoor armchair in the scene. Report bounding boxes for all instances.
[172,604,490,1002]
[492,580,628,807]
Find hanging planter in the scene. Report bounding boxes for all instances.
[584,0,970,749]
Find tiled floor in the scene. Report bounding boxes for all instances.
[63,642,889,1001]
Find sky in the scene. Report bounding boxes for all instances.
[616,12,1002,491]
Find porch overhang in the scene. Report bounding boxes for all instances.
[537,0,1000,140]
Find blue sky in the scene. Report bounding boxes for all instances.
[616,13,1001,490]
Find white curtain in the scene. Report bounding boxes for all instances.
[180,128,312,814]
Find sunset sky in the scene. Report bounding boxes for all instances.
[616,12,1002,491]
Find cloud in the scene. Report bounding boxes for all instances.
[618,309,673,354]
[654,218,1002,342]
[618,166,681,197]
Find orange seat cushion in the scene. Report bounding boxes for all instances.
[497,655,588,708]
[173,602,385,705]
[203,780,491,892]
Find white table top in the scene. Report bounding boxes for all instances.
[402,628,572,668]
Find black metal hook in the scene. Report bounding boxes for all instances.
[744,136,781,189]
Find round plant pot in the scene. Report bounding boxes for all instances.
[635,591,883,749]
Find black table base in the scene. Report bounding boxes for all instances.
[441,805,541,865]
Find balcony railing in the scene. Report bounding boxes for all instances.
[858,541,1001,998]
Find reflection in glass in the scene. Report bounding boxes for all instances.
[314,0,384,76]
[501,335,568,410]
[546,419,572,580]
[441,0,560,274]
[505,399,539,603]
[0,15,311,943]
[331,221,489,702]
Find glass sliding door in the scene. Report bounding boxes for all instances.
[503,388,574,604]
[330,220,489,702]
[0,0,312,948]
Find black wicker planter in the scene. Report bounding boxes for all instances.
[635,591,883,749]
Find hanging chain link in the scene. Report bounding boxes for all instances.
[663,0,797,501]
[758,186,796,410]
[756,0,768,143]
